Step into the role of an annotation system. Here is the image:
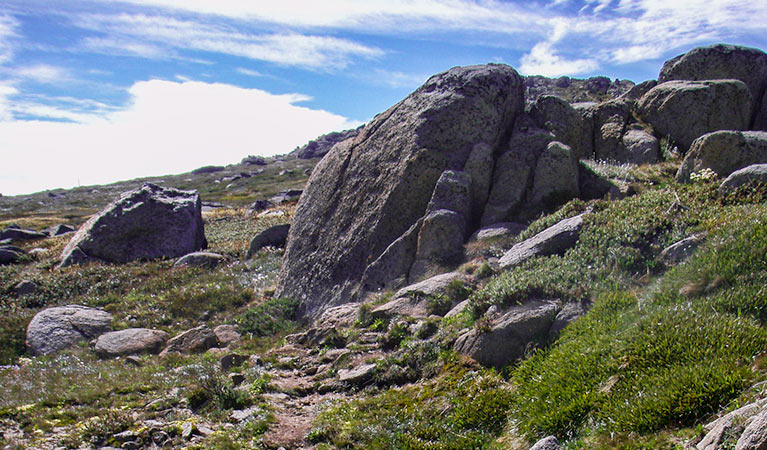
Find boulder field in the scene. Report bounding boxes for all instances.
[276,43,767,321]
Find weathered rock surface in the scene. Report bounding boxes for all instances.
[425,170,472,220]
[0,247,22,265]
[636,80,752,152]
[588,100,631,162]
[241,155,267,166]
[736,408,767,450]
[677,131,767,182]
[94,328,169,358]
[529,141,580,206]
[372,272,468,319]
[720,164,767,191]
[697,398,767,450]
[499,212,587,269]
[59,183,206,267]
[361,219,423,293]
[409,209,465,282]
[622,128,660,164]
[338,363,376,386]
[530,436,562,450]
[480,148,534,226]
[27,305,113,355]
[658,43,767,128]
[269,190,302,205]
[290,127,361,159]
[463,143,495,225]
[531,95,592,160]
[174,251,224,268]
[247,224,290,258]
[277,64,525,318]
[395,272,467,299]
[44,224,76,236]
[470,222,526,241]
[454,299,561,368]
[0,226,47,241]
[13,280,38,296]
[659,234,706,266]
[213,324,241,346]
[160,326,218,355]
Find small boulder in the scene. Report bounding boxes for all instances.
[174,251,225,268]
[499,212,587,269]
[0,227,48,241]
[454,299,561,369]
[338,363,376,386]
[720,164,767,191]
[659,234,706,266]
[27,305,113,356]
[677,131,767,182]
[13,280,38,296]
[59,183,207,267]
[241,155,267,166]
[43,224,76,237]
[246,199,274,214]
[531,436,562,450]
[246,224,290,258]
[160,326,218,355]
[213,324,241,346]
[409,210,465,282]
[445,299,470,318]
[0,247,21,265]
[94,328,169,358]
[426,170,472,219]
[269,190,302,205]
[395,272,468,299]
[636,80,752,152]
[621,129,660,164]
[220,353,248,371]
[529,141,580,206]
[470,222,526,241]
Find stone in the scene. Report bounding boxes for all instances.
[0,226,47,241]
[269,190,302,205]
[480,149,534,226]
[659,234,706,266]
[94,328,169,358]
[13,280,38,296]
[697,398,767,450]
[276,64,524,319]
[290,127,361,159]
[531,95,592,159]
[677,131,767,182]
[470,222,526,241]
[26,305,113,355]
[531,436,561,450]
[173,251,224,268]
[220,353,248,371]
[720,164,767,191]
[530,141,580,206]
[372,297,432,320]
[59,183,206,267]
[426,170,472,219]
[395,272,467,299]
[160,326,218,355]
[361,219,424,293]
[550,301,588,336]
[636,80,752,152]
[338,363,377,385]
[246,224,290,258]
[464,143,495,225]
[0,248,21,265]
[589,100,631,162]
[445,299,470,318]
[246,199,274,214]
[241,155,267,166]
[213,324,241,346]
[409,210,465,282]
[499,212,587,270]
[43,224,76,237]
[621,129,660,164]
[454,299,561,368]
[313,303,362,330]
[658,43,767,127]
[736,408,767,450]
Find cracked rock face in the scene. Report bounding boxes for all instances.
[26,305,113,356]
[276,64,525,319]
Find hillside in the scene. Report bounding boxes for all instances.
[2,43,767,450]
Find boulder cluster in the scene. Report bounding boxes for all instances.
[277,44,767,320]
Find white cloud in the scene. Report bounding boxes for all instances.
[10,64,72,84]
[0,15,19,65]
[0,80,360,195]
[520,41,599,76]
[235,67,263,77]
[76,14,384,70]
[0,84,18,121]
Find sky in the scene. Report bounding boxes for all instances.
[0,0,765,195]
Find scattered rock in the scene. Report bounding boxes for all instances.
[454,299,561,368]
[43,224,76,236]
[160,326,218,355]
[395,272,467,299]
[696,398,767,450]
[269,190,302,205]
[246,199,274,214]
[0,248,22,265]
[241,155,267,166]
[531,436,562,450]
[26,305,113,355]
[94,328,169,358]
[59,183,207,267]
[470,222,526,241]
[621,129,660,164]
[445,299,470,318]
[720,164,767,190]
[290,127,361,159]
[220,353,248,371]
[13,280,38,296]
[213,324,241,346]
[636,80,752,152]
[499,212,587,269]
[247,224,290,258]
[277,63,525,319]
[338,363,377,386]
[677,131,767,182]
[312,303,362,330]
[659,234,706,266]
[0,226,48,241]
[736,408,767,450]
[173,251,225,268]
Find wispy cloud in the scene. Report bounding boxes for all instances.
[9,64,73,84]
[0,15,19,65]
[235,67,263,77]
[75,13,384,70]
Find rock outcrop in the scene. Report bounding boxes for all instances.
[174,251,225,268]
[290,127,362,160]
[720,164,767,191]
[27,305,113,355]
[499,212,587,269]
[677,131,767,182]
[276,64,525,318]
[60,183,207,267]
[94,328,169,358]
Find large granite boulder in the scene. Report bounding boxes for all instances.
[677,131,767,182]
[658,43,767,128]
[276,64,525,318]
[622,128,660,164]
[409,209,466,282]
[94,328,169,358]
[27,305,113,355]
[636,80,752,152]
[588,100,632,162]
[160,326,218,355]
[454,299,561,369]
[530,95,592,160]
[529,141,580,206]
[59,183,207,267]
[720,164,767,191]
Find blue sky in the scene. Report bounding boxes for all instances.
[1,0,765,195]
